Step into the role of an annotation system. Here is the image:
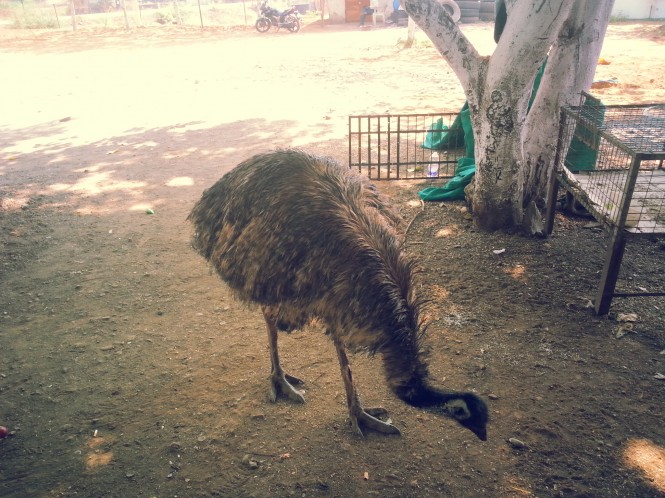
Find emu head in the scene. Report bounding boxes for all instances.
[440,393,489,441]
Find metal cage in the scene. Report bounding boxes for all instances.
[546,93,665,314]
[348,113,467,180]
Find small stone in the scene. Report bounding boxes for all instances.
[507,437,526,449]
[488,393,499,400]
[241,454,259,469]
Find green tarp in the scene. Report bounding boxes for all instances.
[418,103,475,201]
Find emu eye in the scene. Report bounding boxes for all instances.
[446,400,471,420]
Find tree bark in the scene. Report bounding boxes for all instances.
[518,0,615,234]
[403,0,614,233]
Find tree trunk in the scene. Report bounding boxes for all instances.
[517,1,615,234]
[403,0,614,234]
[404,16,417,48]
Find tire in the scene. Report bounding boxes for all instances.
[255,17,271,33]
[285,14,300,33]
[457,0,480,22]
[480,0,495,20]
[439,0,461,23]
[480,0,494,13]
[455,0,480,11]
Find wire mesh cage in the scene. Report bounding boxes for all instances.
[547,92,665,314]
[348,113,468,180]
[554,93,665,234]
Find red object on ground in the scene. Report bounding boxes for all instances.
[0,426,8,438]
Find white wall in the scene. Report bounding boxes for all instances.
[327,0,346,22]
[612,0,665,19]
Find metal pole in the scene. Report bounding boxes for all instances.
[197,0,203,27]
[70,0,77,30]
[53,4,61,28]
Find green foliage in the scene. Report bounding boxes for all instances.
[609,12,629,23]
[11,4,59,29]
[155,4,192,24]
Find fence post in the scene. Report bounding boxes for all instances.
[53,4,61,28]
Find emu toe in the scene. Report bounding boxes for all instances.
[349,407,401,437]
[269,372,305,403]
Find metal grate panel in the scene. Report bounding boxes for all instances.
[348,113,467,180]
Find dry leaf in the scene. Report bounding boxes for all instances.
[615,323,634,339]
[616,313,638,323]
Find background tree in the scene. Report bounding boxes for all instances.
[403,0,615,234]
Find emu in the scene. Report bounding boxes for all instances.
[188,149,488,440]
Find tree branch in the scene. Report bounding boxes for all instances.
[402,0,482,94]
[487,0,573,113]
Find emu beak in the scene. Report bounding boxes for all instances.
[475,427,487,441]
[466,424,487,441]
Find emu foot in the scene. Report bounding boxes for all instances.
[348,407,401,437]
[269,372,305,404]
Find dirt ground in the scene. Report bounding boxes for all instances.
[1,17,665,498]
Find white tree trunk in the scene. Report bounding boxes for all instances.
[405,16,417,47]
[403,0,614,233]
[518,1,615,233]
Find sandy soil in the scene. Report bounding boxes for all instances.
[1,17,665,498]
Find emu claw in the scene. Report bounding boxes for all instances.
[349,407,401,437]
[284,373,304,385]
[269,372,305,404]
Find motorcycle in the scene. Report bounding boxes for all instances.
[255,1,300,33]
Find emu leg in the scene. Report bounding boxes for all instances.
[262,306,305,403]
[332,336,401,437]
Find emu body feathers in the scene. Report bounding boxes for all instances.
[188,149,488,440]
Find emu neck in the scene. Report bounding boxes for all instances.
[381,345,457,408]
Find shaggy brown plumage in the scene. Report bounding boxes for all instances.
[188,149,488,440]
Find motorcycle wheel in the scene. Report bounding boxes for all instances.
[255,18,271,33]
[285,15,300,33]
